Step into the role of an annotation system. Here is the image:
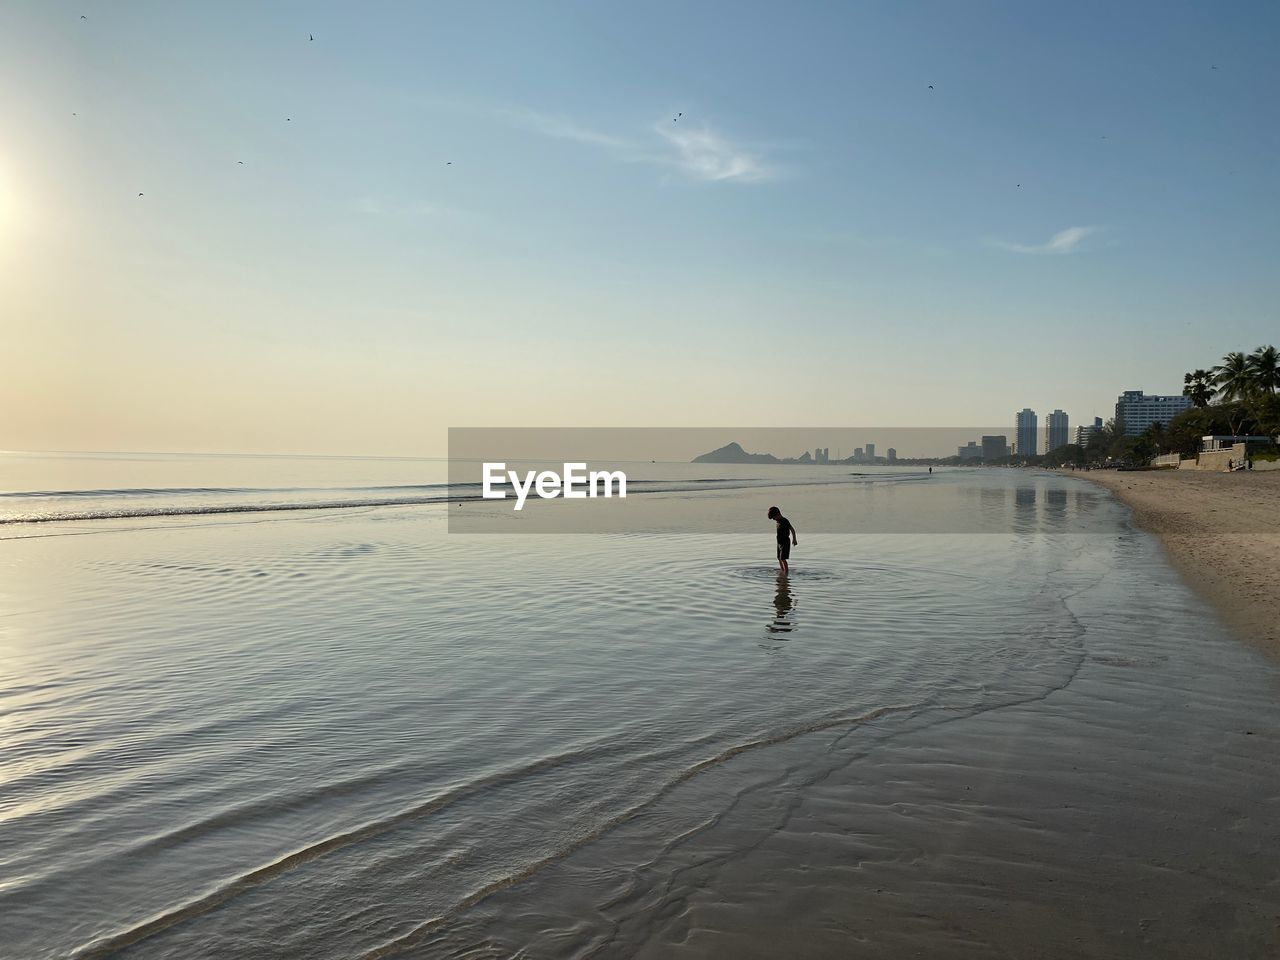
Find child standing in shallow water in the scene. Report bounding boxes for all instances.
[767,506,798,575]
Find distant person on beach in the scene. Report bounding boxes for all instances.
[767,506,798,575]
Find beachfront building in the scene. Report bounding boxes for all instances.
[1015,409,1038,457]
[1115,390,1193,436]
[887,448,897,462]
[982,435,1009,461]
[1201,436,1274,452]
[1045,409,1069,453]
[865,443,876,460]
[958,441,983,460]
[1075,416,1104,446]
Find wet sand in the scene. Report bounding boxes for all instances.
[1072,470,1280,654]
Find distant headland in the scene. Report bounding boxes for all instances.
[692,442,781,464]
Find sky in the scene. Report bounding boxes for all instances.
[1,0,1277,456]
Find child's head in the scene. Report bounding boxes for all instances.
[767,506,781,520]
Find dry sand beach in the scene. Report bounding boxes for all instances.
[1074,470,1280,654]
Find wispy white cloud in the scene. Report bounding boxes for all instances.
[498,106,775,184]
[991,226,1100,255]
[502,108,630,149]
[653,123,774,183]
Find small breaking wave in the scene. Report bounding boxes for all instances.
[0,473,926,525]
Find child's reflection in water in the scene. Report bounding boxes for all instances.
[769,574,795,635]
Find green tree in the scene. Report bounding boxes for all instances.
[1143,421,1168,454]
[1247,345,1280,395]
[1213,351,1255,403]
[1165,407,1216,459]
[1250,392,1280,438]
[1083,418,1119,462]
[1110,434,1155,465]
[1043,443,1085,468]
[1182,369,1215,407]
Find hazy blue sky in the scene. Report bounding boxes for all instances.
[2,1,1276,454]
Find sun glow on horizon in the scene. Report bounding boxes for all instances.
[0,160,18,247]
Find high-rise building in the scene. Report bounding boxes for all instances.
[865,443,876,460]
[1016,409,1038,457]
[1115,391,1193,436]
[887,448,897,462]
[957,441,982,460]
[1075,417,1104,446]
[854,447,863,460]
[1045,409,1069,453]
[982,435,1009,461]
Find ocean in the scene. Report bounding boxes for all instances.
[2,453,1278,959]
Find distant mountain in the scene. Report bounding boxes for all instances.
[692,441,780,464]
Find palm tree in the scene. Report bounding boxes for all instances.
[1182,369,1215,407]
[1213,351,1254,403]
[1144,421,1167,454]
[1247,345,1280,395]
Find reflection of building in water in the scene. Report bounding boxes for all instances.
[1014,485,1038,525]
[769,577,795,635]
[1044,486,1068,521]
[978,485,1010,525]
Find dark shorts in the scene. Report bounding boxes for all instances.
[777,540,791,560]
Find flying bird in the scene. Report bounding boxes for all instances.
[137,192,144,197]
[80,14,86,19]
[446,161,452,165]
[237,160,244,164]
[673,112,682,121]
[286,117,291,121]
[309,34,314,41]
[928,84,934,90]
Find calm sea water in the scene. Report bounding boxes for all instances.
[1,453,1278,959]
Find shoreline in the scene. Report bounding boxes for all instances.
[1068,469,1280,654]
